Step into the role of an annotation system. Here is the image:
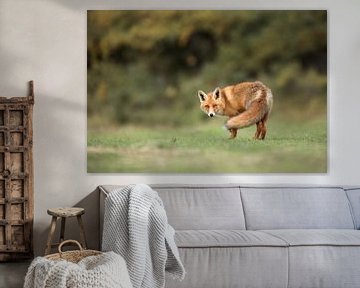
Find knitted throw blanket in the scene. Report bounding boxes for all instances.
[102,184,185,288]
[24,251,133,288]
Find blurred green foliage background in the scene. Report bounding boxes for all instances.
[87,10,327,128]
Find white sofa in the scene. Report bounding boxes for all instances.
[99,185,360,288]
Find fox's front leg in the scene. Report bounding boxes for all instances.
[226,116,238,139]
[229,128,237,139]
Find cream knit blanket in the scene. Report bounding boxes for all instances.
[24,251,132,288]
[102,184,185,288]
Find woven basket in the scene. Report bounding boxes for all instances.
[45,240,102,263]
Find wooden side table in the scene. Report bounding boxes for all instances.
[45,207,87,255]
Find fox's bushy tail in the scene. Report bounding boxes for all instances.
[225,99,269,129]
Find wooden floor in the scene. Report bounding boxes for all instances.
[0,261,30,288]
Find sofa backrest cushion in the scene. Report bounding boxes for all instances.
[345,188,360,229]
[240,187,355,230]
[153,185,246,230]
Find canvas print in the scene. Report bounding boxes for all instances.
[87,10,327,173]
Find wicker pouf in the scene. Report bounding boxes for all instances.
[24,240,133,288]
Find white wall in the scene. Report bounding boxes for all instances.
[0,0,360,256]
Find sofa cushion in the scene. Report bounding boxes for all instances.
[175,230,287,248]
[287,246,360,288]
[165,246,288,288]
[241,187,355,230]
[261,230,360,288]
[262,229,360,246]
[100,184,246,230]
[153,185,246,230]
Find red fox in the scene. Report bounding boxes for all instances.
[198,81,273,140]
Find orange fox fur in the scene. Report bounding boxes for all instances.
[198,81,273,140]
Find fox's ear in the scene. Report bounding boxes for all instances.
[198,90,207,102]
[213,87,221,100]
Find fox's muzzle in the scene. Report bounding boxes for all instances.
[208,112,215,117]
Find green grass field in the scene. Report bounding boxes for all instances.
[87,119,327,173]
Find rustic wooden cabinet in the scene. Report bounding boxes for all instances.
[0,81,34,261]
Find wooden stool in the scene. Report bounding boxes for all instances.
[45,207,87,255]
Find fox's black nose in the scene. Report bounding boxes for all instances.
[209,113,214,117]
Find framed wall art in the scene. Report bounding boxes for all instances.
[87,10,327,173]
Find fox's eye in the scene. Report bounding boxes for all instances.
[204,105,209,109]
[213,105,218,108]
